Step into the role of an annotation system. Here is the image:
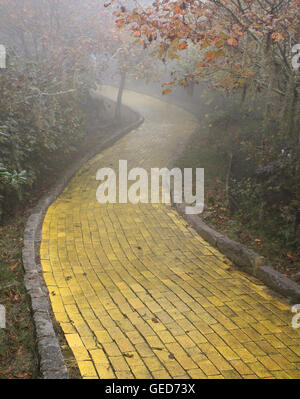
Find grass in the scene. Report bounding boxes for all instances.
[0,213,39,379]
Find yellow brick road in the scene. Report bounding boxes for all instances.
[41,87,300,379]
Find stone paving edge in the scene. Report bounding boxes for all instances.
[174,202,300,304]
[164,102,300,306]
[22,100,144,379]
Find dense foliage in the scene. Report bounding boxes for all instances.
[0,0,105,219]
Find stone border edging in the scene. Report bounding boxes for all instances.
[152,85,300,305]
[174,202,300,303]
[22,101,144,379]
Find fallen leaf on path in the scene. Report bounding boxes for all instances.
[123,353,134,358]
[9,261,19,270]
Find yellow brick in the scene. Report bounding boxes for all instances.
[132,365,152,379]
[157,330,176,344]
[102,342,122,357]
[187,369,207,379]
[234,347,256,363]
[198,343,218,355]
[175,334,196,349]
[145,335,164,348]
[285,369,300,379]
[164,361,186,377]
[219,333,243,349]
[272,370,292,379]
[135,342,153,358]
[109,356,130,372]
[174,353,198,370]
[230,359,253,375]
[216,346,239,361]
[256,340,278,355]
[55,312,69,323]
[126,331,145,345]
[247,362,273,378]
[81,335,98,350]
[65,333,84,349]
[94,330,113,344]
[206,333,226,347]
[260,320,282,333]
[207,296,224,306]
[206,352,233,371]
[77,361,97,378]
[72,347,91,361]
[269,353,296,370]
[43,272,56,285]
[90,349,109,364]
[231,329,251,343]
[117,338,135,352]
[116,371,135,379]
[262,334,286,349]
[257,356,281,371]
[198,360,219,376]
[243,375,258,379]
[60,322,76,334]
[144,356,164,372]
[152,370,171,379]
[187,330,207,344]
[290,345,300,356]
[123,351,145,367]
[95,364,115,379]
[222,370,242,379]
[243,341,266,356]
[277,346,300,362]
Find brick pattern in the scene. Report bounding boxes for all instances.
[40,88,300,379]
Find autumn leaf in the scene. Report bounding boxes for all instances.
[227,38,238,47]
[9,261,19,270]
[123,353,134,358]
[162,88,171,95]
[177,41,187,51]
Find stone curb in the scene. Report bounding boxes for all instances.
[174,202,300,303]
[158,89,300,305]
[22,99,144,379]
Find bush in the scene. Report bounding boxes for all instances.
[0,54,94,219]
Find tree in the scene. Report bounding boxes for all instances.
[110,0,300,244]
[0,0,108,218]
[98,7,160,118]
[111,1,300,122]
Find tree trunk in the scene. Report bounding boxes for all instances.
[115,70,126,120]
[225,149,233,210]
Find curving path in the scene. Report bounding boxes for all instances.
[40,87,300,379]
